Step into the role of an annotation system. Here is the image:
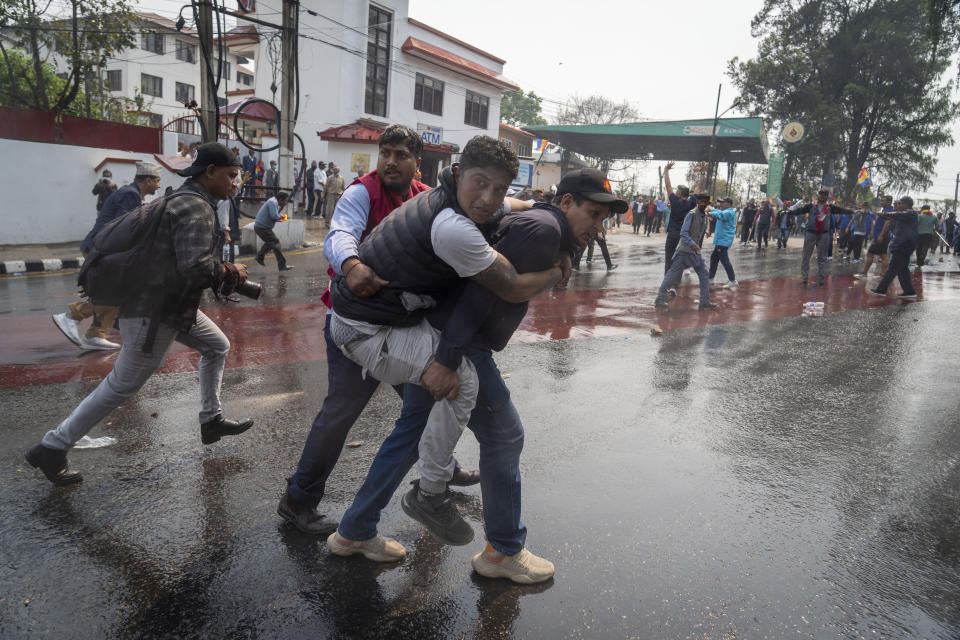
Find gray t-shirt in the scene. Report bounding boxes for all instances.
[331,207,500,341]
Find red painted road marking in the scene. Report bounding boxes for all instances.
[0,272,955,388]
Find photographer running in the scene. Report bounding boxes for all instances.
[25,143,255,486]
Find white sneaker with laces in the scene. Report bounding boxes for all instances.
[471,545,555,584]
[79,336,121,351]
[724,280,739,288]
[52,313,82,346]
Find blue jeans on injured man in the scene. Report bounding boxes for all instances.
[332,313,478,494]
[338,350,528,555]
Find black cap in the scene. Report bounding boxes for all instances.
[695,193,711,200]
[178,142,243,177]
[557,169,629,214]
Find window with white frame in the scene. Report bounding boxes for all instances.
[365,4,392,117]
[414,73,444,116]
[175,81,195,104]
[176,40,197,63]
[104,69,121,92]
[142,32,164,54]
[141,73,162,97]
[464,91,489,128]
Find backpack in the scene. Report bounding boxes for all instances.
[77,193,186,306]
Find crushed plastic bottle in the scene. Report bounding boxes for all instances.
[73,435,118,449]
[801,301,825,317]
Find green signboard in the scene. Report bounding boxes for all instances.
[766,151,784,200]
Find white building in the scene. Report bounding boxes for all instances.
[248,0,519,185]
[1,11,259,137]
[98,12,257,135]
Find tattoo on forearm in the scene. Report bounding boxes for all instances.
[471,254,517,296]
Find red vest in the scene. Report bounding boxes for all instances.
[321,171,430,308]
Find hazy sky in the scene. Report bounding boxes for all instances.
[407,0,960,204]
[133,0,960,203]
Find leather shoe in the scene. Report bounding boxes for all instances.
[277,490,338,534]
[449,466,480,487]
[255,256,265,266]
[201,415,254,445]
[25,443,83,486]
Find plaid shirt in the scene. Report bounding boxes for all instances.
[120,179,222,331]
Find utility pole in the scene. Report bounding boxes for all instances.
[278,0,298,191]
[706,83,721,198]
[658,166,663,195]
[196,0,218,142]
[953,172,959,214]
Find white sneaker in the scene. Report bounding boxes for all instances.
[853,273,866,280]
[724,280,739,288]
[79,336,121,351]
[326,530,406,562]
[471,545,555,584]
[52,313,82,346]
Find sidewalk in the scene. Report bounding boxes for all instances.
[0,213,330,275]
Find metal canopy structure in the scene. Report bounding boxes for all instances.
[525,117,770,165]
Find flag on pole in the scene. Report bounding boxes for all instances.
[857,166,870,187]
[532,138,548,153]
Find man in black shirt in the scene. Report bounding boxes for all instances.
[662,161,698,273]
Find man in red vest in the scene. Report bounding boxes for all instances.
[278,125,481,533]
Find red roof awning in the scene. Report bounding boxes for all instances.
[318,121,456,154]
[401,37,520,92]
[219,100,276,123]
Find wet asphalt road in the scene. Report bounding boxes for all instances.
[1,230,960,639]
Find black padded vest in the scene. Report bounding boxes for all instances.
[330,167,467,327]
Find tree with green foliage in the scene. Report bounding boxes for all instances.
[0,0,136,117]
[728,0,960,198]
[500,89,547,128]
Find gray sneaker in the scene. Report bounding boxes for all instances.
[52,313,82,346]
[471,546,555,584]
[401,481,474,546]
[326,530,406,562]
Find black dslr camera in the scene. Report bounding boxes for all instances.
[218,262,262,300]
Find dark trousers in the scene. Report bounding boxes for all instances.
[633,219,641,234]
[875,249,916,295]
[574,237,612,268]
[756,225,770,247]
[287,316,404,509]
[653,214,662,233]
[848,234,865,260]
[306,187,316,215]
[709,245,736,281]
[255,225,287,269]
[740,223,753,244]
[643,216,652,235]
[916,234,934,266]
[664,233,681,273]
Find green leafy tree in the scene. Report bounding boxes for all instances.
[500,89,547,128]
[728,0,960,196]
[0,0,136,116]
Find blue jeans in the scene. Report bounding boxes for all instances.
[777,227,789,247]
[287,314,403,509]
[338,351,527,555]
[656,251,710,303]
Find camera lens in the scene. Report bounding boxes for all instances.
[235,280,262,300]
